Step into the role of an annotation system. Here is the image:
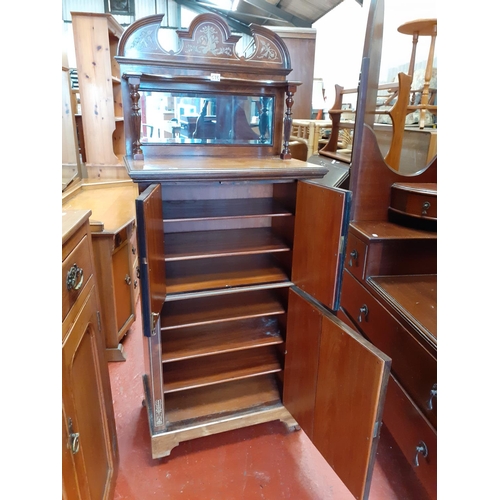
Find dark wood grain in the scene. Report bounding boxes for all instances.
[162,316,284,362]
[164,374,282,429]
[161,289,286,330]
[164,227,290,261]
[165,253,290,294]
[162,197,293,221]
[163,345,282,392]
[292,181,349,310]
[389,182,437,221]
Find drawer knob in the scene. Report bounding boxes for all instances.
[349,249,358,267]
[422,201,431,215]
[125,274,132,285]
[414,441,428,467]
[427,383,437,410]
[358,304,369,323]
[66,264,84,291]
[132,246,137,255]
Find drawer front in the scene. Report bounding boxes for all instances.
[344,232,367,282]
[383,375,437,500]
[62,233,93,321]
[341,271,437,427]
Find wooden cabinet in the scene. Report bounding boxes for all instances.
[116,13,390,500]
[62,181,139,361]
[71,12,126,178]
[62,210,118,499]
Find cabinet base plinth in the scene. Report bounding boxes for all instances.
[106,343,127,362]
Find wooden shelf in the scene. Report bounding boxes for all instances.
[165,227,290,261]
[162,316,284,362]
[163,345,282,393]
[161,289,286,330]
[165,254,290,294]
[163,198,293,222]
[163,374,283,430]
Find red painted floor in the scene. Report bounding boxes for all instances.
[108,305,429,499]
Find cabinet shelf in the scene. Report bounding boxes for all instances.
[162,316,284,362]
[161,289,287,330]
[162,345,282,393]
[163,374,283,430]
[165,254,290,294]
[163,198,293,222]
[165,227,290,261]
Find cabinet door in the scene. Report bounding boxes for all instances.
[135,183,166,337]
[292,180,351,311]
[284,288,391,500]
[62,285,117,500]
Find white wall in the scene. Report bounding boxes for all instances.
[313,0,438,110]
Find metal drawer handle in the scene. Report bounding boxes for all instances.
[414,441,428,467]
[125,274,132,285]
[349,249,358,267]
[358,304,369,322]
[66,264,84,291]
[427,383,437,410]
[68,418,80,455]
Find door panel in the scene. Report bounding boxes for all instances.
[136,183,166,337]
[292,180,350,311]
[284,288,391,500]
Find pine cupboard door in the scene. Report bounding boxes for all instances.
[291,180,351,311]
[135,183,167,432]
[62,285,118,500]
[283,288,391,500]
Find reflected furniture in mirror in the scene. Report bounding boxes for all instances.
[331,3,437,498]
[115,11,393,500]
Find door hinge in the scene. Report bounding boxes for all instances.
[97,311,102,332]
[151,312,159,336]
[373,420,381,439]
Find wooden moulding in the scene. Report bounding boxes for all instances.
[142,374,298,459]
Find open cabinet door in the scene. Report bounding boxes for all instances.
[284,288,391,500]
[136,183,167,432]
[292,180,351,311]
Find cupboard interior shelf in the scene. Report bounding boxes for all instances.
[164,227,290,261]
[163,345,282,393]
[162,316,284,362]
[160,288,287,330]
[163,374,283,430]
[163,198,293,221]
[165,253,291,294]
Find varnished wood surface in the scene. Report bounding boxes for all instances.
[124,155,328,182]
[163,198,292,221]
[165,254,289,294]
[163,345,281,393]
[292,181,349,310]
[62,209,92,246]
[390,182,437,221]
[350,220,437,242]
[397,18,437,37]
[161,289,286,330]
[165,228,290,260]
[164,374,282,428]
[62,181,138,233]
[162,317,283,362]
[368,274,437,342]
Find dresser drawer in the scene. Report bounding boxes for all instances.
[344,233,367,282]
[383,375,437,500]
[62,233,93,322]
[341,271,437,427]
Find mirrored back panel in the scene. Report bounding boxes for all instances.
[141,91,274,146]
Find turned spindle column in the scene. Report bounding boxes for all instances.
[280,85,297,159]
[128,76,144,159]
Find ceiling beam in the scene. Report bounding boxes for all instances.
[175,0,253,34]
[240,0,312,27]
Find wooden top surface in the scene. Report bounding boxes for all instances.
[368,274,437,345]
[62,180,138,233]
[397,19,437,36]
[124,155,328,182]
[392,182,437,195]
[62,209,91,246]
[349,221,437,242]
